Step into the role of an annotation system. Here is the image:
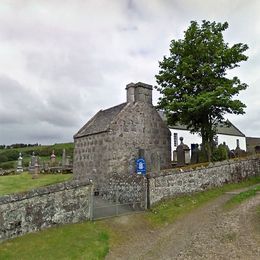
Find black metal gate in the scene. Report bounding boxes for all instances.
[91,186,147,220]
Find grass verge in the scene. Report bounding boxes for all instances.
[0,172,72,196]
[0,176,259,259]
[0,222,109,260]
[146,176,260,226]
[224,184,260,210]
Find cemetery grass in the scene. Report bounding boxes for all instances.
[0,172,72,195]
[0,156,58,170]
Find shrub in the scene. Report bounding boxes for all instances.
[0,154,8,163]
[0,150,18,162]
[0,161,15,169]
[212,144,229,162]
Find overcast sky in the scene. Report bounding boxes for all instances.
[0,0,259,145]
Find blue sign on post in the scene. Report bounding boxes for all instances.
[136,158,146,175]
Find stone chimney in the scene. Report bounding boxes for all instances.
[126,82,153,104]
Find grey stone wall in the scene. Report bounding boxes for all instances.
[0,180,92,242]
[73,132,109,184]
[246,137,260,154]
[74,101,171,189]
[149,157,260,205]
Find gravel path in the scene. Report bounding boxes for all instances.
[105,188,260,260]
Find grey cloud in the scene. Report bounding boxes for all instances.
[25,49,104,87]
[118,25,138,32]
[0,0,260,144]
[0,75,85,143]
[0,76,35,123]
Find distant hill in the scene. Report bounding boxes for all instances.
[0,143,74,169]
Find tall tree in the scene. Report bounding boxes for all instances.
[156,20,248,161]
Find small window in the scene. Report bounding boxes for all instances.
[236,139,240,148]
[174,133,178,147]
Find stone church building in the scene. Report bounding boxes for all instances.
[73,82,171,185]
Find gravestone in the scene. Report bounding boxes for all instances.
[62,149,66,168]
[32,158,40,179]
[176,137,190,167]
[16,152,23,173]
[190,144,199,164]
[29,152,36,173]
[234,145,246,157]
[151,152,161,172]
[50,150,56,164]
[255,146,260,154]
[128,157,136,175]
[31,152,36,166]
[65,156,71,166]
[172,150,177,164]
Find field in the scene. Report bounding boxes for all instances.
[0,143,74,170]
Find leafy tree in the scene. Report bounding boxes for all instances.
[155,20,248,161]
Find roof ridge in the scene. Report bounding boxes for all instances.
[101,102,127,113]
[73,110,102,138]
[74,102,127,138]
[109,102,131,126]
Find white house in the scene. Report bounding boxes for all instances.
[170,121,246,153]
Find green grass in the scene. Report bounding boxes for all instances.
[146,176,260,226]
[0,176,260,259]
[0,222,109,260]
[224,184,260,209]
[0,172,72,196]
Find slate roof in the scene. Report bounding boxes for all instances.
[216,121,245,137]
[170,122,245,137]
[157,111,245,137]
[74,103,127,138]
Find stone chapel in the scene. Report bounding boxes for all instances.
[73,82,171,185]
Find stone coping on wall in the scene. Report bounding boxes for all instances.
[0,179,91,205]
[148,156,260,178]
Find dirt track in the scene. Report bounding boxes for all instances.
[105,189,260,260]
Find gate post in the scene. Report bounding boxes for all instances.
[146,174,150,209]
[116,186,119,216]
[89,182,94,220]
